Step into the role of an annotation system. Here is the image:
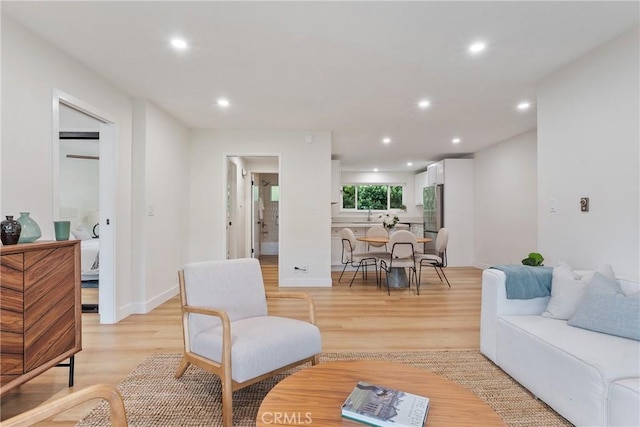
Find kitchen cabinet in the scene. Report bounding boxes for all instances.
[413,171,429,205]
[1,240,81,395]
[427,164,437,186]
[426,161,445,186]
[435,161,444,184]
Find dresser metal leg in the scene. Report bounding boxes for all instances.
[69,355,75,387]
[56,355,75,387]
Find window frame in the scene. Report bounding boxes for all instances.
[340,183,405,212]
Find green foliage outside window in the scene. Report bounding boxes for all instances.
[342,185,355,209]
[390,186,403,209]
[341,184,404,211]
[357,185,387,210]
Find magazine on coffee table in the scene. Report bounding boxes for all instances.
[341,381,429,427]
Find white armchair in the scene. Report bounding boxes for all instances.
[175,258,322,427]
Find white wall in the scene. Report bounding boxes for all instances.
[1,16,135,322]
[131,100,190,313]
[441,158,474,266]
[189,130,332,286]
[474,131,537,268]
[538,26,639,281]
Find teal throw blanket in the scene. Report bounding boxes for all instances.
[490,265,553,299]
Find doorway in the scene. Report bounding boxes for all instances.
[53,90,117,324]
[58,104,101,313]
[225,155,279,266]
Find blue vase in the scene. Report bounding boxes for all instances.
[17,212,41,243]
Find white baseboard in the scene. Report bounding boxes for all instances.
[473,261,492,270]
[130,285,179,314]
[279,277,332,287]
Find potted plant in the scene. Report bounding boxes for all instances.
[521,252,544,266]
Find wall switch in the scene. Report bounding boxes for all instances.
[147,204,154,216]
[549,198,557,213]
[580,197,589,212]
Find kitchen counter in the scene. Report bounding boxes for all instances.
[330,222,381,228]
[331,217,422,228]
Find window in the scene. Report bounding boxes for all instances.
[341,184,404,211]
[270,185,279,202]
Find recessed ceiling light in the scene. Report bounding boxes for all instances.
[452,138,461,144]
[217,98,230,108]
[517,102,531,111]
[468,42,486,54]
[407,162,413,167]
[170,38,188,50]
[382,138,391,144]
[418,100,430,109]
[373,168,379,172]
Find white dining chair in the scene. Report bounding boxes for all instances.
[416,228,450,290]
[365,225,389,252]
[339,228,379,286]
[378,230,418,295]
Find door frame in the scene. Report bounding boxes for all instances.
[52,89,118,324]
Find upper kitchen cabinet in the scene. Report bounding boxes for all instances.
[414,171,429,205]
[426,161,444,186]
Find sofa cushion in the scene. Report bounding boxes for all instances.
[568,272,640,341]
[192,315,322,383]
[542,263,614,320]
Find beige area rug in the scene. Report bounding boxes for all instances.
[76,351,571,427]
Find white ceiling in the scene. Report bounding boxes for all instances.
[3,1,638,171]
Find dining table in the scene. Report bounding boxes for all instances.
[356,234,432,288]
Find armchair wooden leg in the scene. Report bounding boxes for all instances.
[174,356,191,378]
[222,376,234,427]
[312,354,320,365]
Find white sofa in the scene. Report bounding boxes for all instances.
[480,268,640,427]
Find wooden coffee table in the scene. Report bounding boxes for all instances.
[256,360,505,426]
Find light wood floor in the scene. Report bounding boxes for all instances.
[1,263,484,425]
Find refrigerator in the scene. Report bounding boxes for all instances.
[423,184,443,255]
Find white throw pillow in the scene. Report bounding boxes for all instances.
[542,263,615,320]
[71,226,92,241]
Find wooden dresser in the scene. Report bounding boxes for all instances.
[1,240,82,395]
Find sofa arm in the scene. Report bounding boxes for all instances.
[480,268,551,363]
